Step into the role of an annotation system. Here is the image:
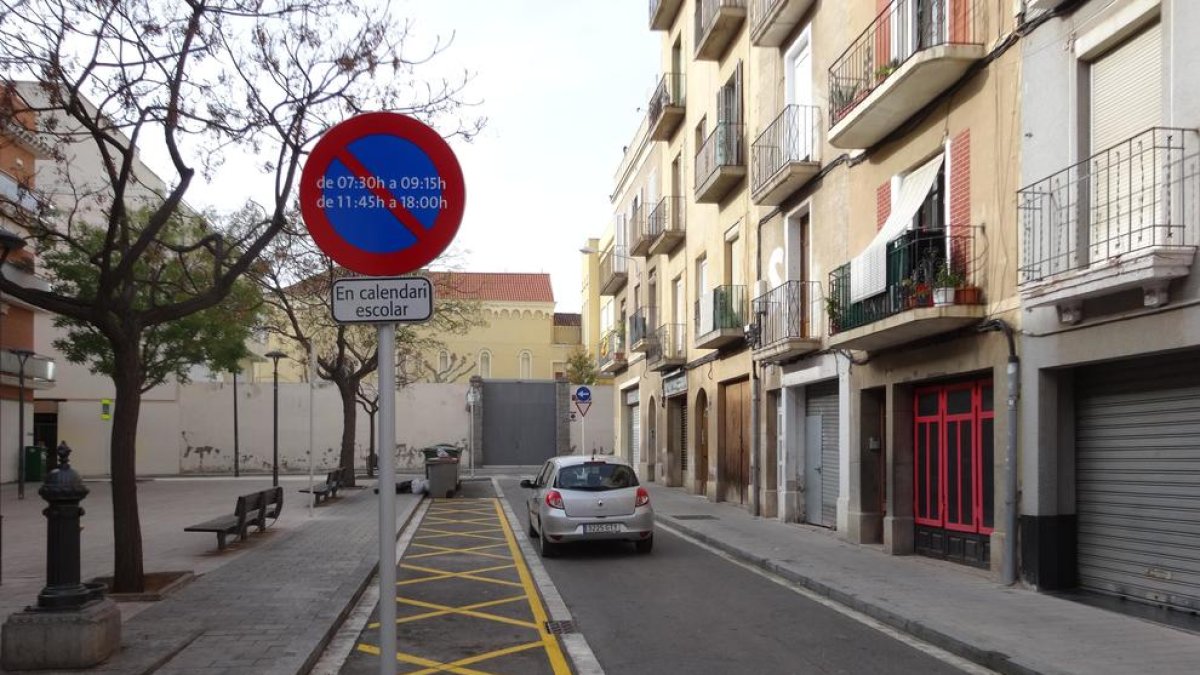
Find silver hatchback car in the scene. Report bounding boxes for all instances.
[521,455,654,557]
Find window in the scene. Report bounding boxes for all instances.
[478,350,492,378]
[519,351,532,379]
[554,461,640,490]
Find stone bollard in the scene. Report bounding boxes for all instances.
[1,442,121,670]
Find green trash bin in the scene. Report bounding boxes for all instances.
[24,446,45,482]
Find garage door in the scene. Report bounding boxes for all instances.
[806,381,840,528]
[1077,353,1200,612]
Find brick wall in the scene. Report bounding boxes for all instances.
[876,181,891,230]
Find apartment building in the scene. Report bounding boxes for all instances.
[1016,0,1200,612]
[588,0,1024,579]
[0,88,56,477]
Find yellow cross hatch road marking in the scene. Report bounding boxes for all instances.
[394,562,516,587]
[354,497,570,675]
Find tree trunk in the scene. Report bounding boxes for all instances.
[338,380,358,487]
[110,348,145,593]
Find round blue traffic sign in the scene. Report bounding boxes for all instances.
[300,113,465,276]
[575,386,591,403]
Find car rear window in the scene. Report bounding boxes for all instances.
[554,462,639,490]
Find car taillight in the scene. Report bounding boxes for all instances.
[635,487,650,507]
[545,490,564,510]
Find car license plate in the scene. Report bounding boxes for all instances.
[583,523,620,534]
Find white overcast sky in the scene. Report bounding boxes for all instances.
[179,1,659,314]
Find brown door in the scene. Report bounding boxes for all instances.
[721,379,751,505]
[695,390,709,496]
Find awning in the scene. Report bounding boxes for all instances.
[850,154,944,302]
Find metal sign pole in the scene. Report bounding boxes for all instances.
[378,323,398,675]
[308,344,316,516]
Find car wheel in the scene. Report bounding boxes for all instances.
[635,536,653,554]
[538,528,559,558]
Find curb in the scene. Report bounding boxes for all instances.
[663,517,1037,675]
[298,494,425,675]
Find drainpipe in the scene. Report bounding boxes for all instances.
[980,319,1019,585]
[750,358,760,517]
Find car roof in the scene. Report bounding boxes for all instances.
[549,454,632,469]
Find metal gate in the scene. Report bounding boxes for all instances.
[806,381,839,527]
[481,380,557,466]
[1077,353,1200,612]
[631,405,641,470]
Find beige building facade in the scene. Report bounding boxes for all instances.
[586,0,1024,581]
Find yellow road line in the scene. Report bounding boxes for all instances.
[354,643,493,675]
[415,528,506,542]
[400,563,523,588]
[395,596,539,630]
[406,542,511,561]
[493,498,571,675]
[395,562,516,587]
[367,594,526,628]
[407,640,545,675]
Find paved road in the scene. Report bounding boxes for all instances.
[495,477,971,675]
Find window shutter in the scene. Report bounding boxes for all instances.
[1091,22,1162,152]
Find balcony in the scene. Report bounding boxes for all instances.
[695,285,747,349]
[751,104,821,206]
[0,171,44,214]
[598,245,629,296]
[646,196,686,256]
[629,306,659,353]
[597,329,627,374]
[695,123,746,203]
[650,0,684,31]
[0,351,56,390]
[628,205,652,257]
[827,0,985,149]
[694,0,747,61]
[648,73,686,142]
[750,0,816,48]
[1018,128,1200,319]
[751,280,821,363]
[648,323,687,372]
[827,228,985,352]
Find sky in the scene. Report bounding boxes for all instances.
[182,1,660,315]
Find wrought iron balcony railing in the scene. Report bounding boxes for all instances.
[648,72,685,127]
[629,306,658,348]
[647,323,687,367]
[597,328,627,370]
[695,285,747,337]
[0,170,44,213]
[646,196,685,242]
[598,245,629,295]
[828,228,980,334]
[1018,127,1200,284]
[695,0,747,58]
[829,0,984,128]
[752,280,821,347]
[695,122,745,193]
[751,104,820,194]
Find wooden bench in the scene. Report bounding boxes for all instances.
[184,487,283,550]
[299,467,344,505]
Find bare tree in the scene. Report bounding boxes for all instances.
[0,0,480,592]
[254,227,482,487]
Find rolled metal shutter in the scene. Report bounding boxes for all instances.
[631,404,642,474]
[680,404,689,472]
[1091,21,1162,152]
[1076,352,1200,612]
[806,381,840,528]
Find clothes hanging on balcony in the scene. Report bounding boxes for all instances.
[850,154,944,302]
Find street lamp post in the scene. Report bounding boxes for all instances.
[9,349,35,500]
[0,228,28,586]
[265,351,287,487]
[232,368,241,478]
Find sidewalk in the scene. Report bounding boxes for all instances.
[647,484,1200,675]
[0,476,420,675]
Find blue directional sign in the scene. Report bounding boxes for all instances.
[575,386,591,403]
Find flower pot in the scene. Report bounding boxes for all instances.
[933,287,955,306]
[955,286,982,305]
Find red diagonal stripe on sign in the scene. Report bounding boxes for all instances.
[335,149,426,241]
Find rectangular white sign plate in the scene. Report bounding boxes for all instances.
[331,276,433,324]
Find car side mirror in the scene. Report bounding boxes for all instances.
[519,479,535,489]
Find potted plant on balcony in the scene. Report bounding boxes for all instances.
[934,262,964,306]
[875,58,900,82]
[825,296,842,333]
